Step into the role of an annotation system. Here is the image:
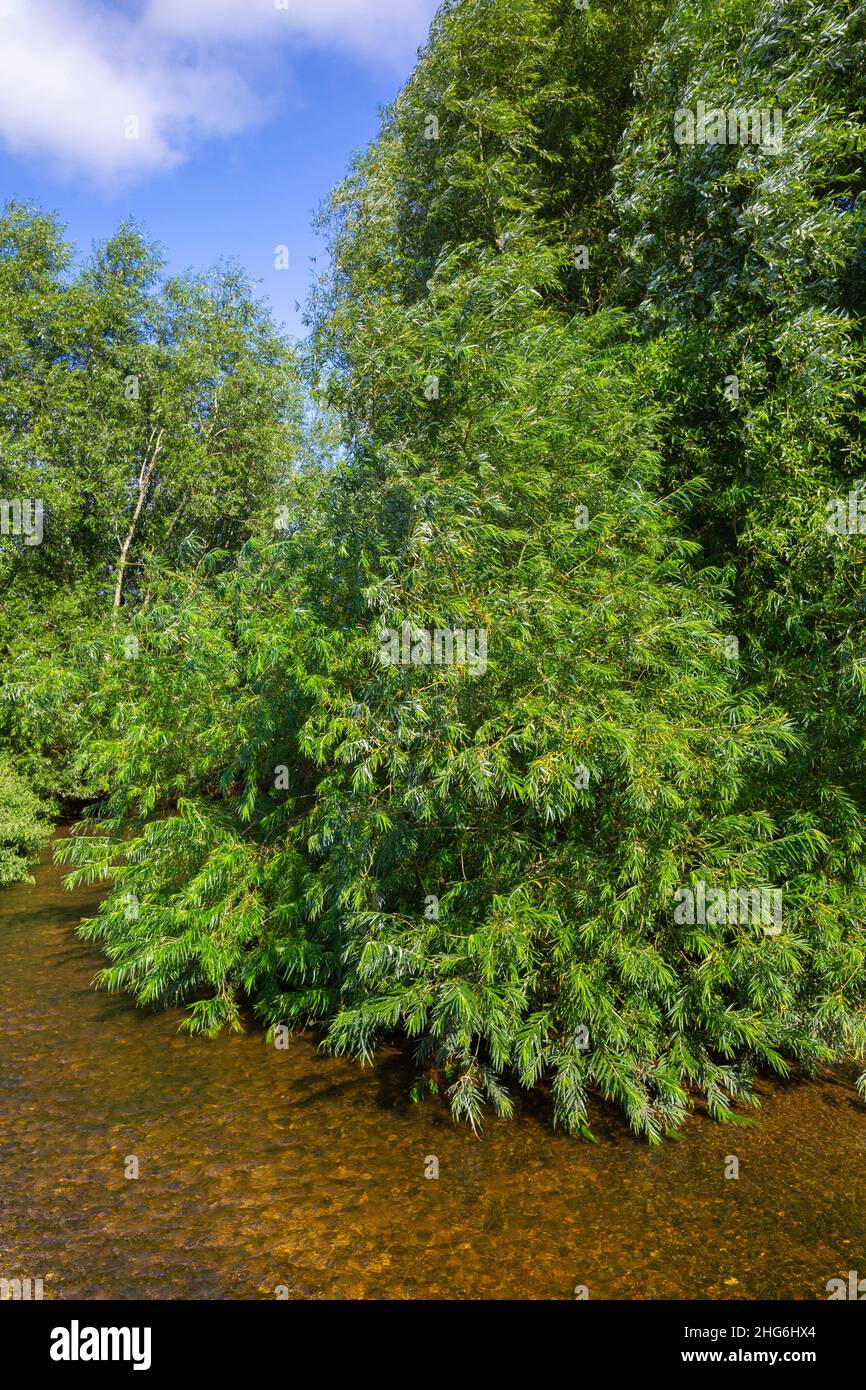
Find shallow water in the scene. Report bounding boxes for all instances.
[1,838,864,1300]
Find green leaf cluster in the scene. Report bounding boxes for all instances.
[19,0,866,1135]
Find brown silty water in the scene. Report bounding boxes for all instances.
[1,835,864,1300]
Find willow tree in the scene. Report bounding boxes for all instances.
[62,0,866,1135]
[607,0,866,1093]
[65,239,798,1140]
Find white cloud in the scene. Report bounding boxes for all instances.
[0,0,435,184]
[144,0,435,66]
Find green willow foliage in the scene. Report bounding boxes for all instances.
[607,0,866,1109]
[0,203,302,828]
[0,755,52,887]
[62,272,797,1138]
[57,0,866,1137]
[612,0,866,788]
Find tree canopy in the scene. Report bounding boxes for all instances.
[4,0,866,1139]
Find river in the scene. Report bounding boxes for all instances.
[1,836,864,1299]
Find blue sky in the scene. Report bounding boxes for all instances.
[0,0,440,337]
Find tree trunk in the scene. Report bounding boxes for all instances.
[113,429,163,610]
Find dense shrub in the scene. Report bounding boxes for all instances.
[0,755,52,886]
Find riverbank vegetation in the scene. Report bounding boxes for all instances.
[3,0,865,1138]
